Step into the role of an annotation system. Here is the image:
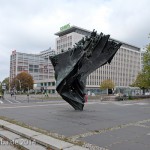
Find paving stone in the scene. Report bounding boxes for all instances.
[14,138,46,150]
[0,120,83,150]
[64,145,88,150]
[3,124,42,137]
[0,128,46,149]
[0,137,17,150]
[0,145,17,150]
[0,130,21,141]
[0,120,12,126]
[33,134,73,149]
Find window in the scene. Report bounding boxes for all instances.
[29,65,33,68]
[29,68,33,72]
[34,69,38,73]
[34,65,39,68]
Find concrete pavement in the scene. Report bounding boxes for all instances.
[0,137,18,150]
[0,97,150,149]
[0,119,88,150]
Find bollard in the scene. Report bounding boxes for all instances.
[27,94,29,103]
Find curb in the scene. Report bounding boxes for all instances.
[0,119,88,150]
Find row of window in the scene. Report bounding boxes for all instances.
[40,82,55,86]
[33,75,54,80]
[57,36,72,44]
[57,42,72,50]
[86,80,134,86]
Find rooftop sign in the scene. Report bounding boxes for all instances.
[60,24,70,32]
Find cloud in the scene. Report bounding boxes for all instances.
[0,0,150,81]
[105,0,150,47]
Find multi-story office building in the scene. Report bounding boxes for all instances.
[10,48,56,93]
[55,25,91,54]
[140,51,145,70]
[55,25,141,93]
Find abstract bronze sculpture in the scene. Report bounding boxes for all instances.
[50,30,122,110]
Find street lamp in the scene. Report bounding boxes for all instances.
[0,82,6,99]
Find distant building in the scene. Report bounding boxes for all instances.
[55,25,91,54]
[55,25,141,94]
[10,48,56,94]
[140,51,145,70]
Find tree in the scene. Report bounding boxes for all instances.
[100,79,115,94]
[11,72,34,92]
[132,72,148,94]
[2,77,9,91]
[143,42,150,88]
[132,35,150,91]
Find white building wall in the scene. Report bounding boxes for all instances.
[86,46,141,88]
[56,32,85,54]
[10,49,56,93]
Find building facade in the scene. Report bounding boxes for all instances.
[140,51,145,70]
[55,25,141,94]
[55,25,91,54]
[10,48,56,93]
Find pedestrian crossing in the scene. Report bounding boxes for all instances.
[0,97,26,104]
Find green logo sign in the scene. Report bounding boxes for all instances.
[60,24,70,31]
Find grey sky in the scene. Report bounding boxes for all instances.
[0,0,150,81]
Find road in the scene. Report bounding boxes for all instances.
[0,94,61,104]
[0,96,150,150]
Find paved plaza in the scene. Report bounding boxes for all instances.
[0,96,150,149]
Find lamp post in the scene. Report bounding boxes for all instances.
[0,82,6,99]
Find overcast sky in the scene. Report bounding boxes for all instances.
[0,0,150,81]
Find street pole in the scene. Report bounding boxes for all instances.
[1,83,6,99]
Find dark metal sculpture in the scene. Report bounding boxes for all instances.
[50,30,122,110]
